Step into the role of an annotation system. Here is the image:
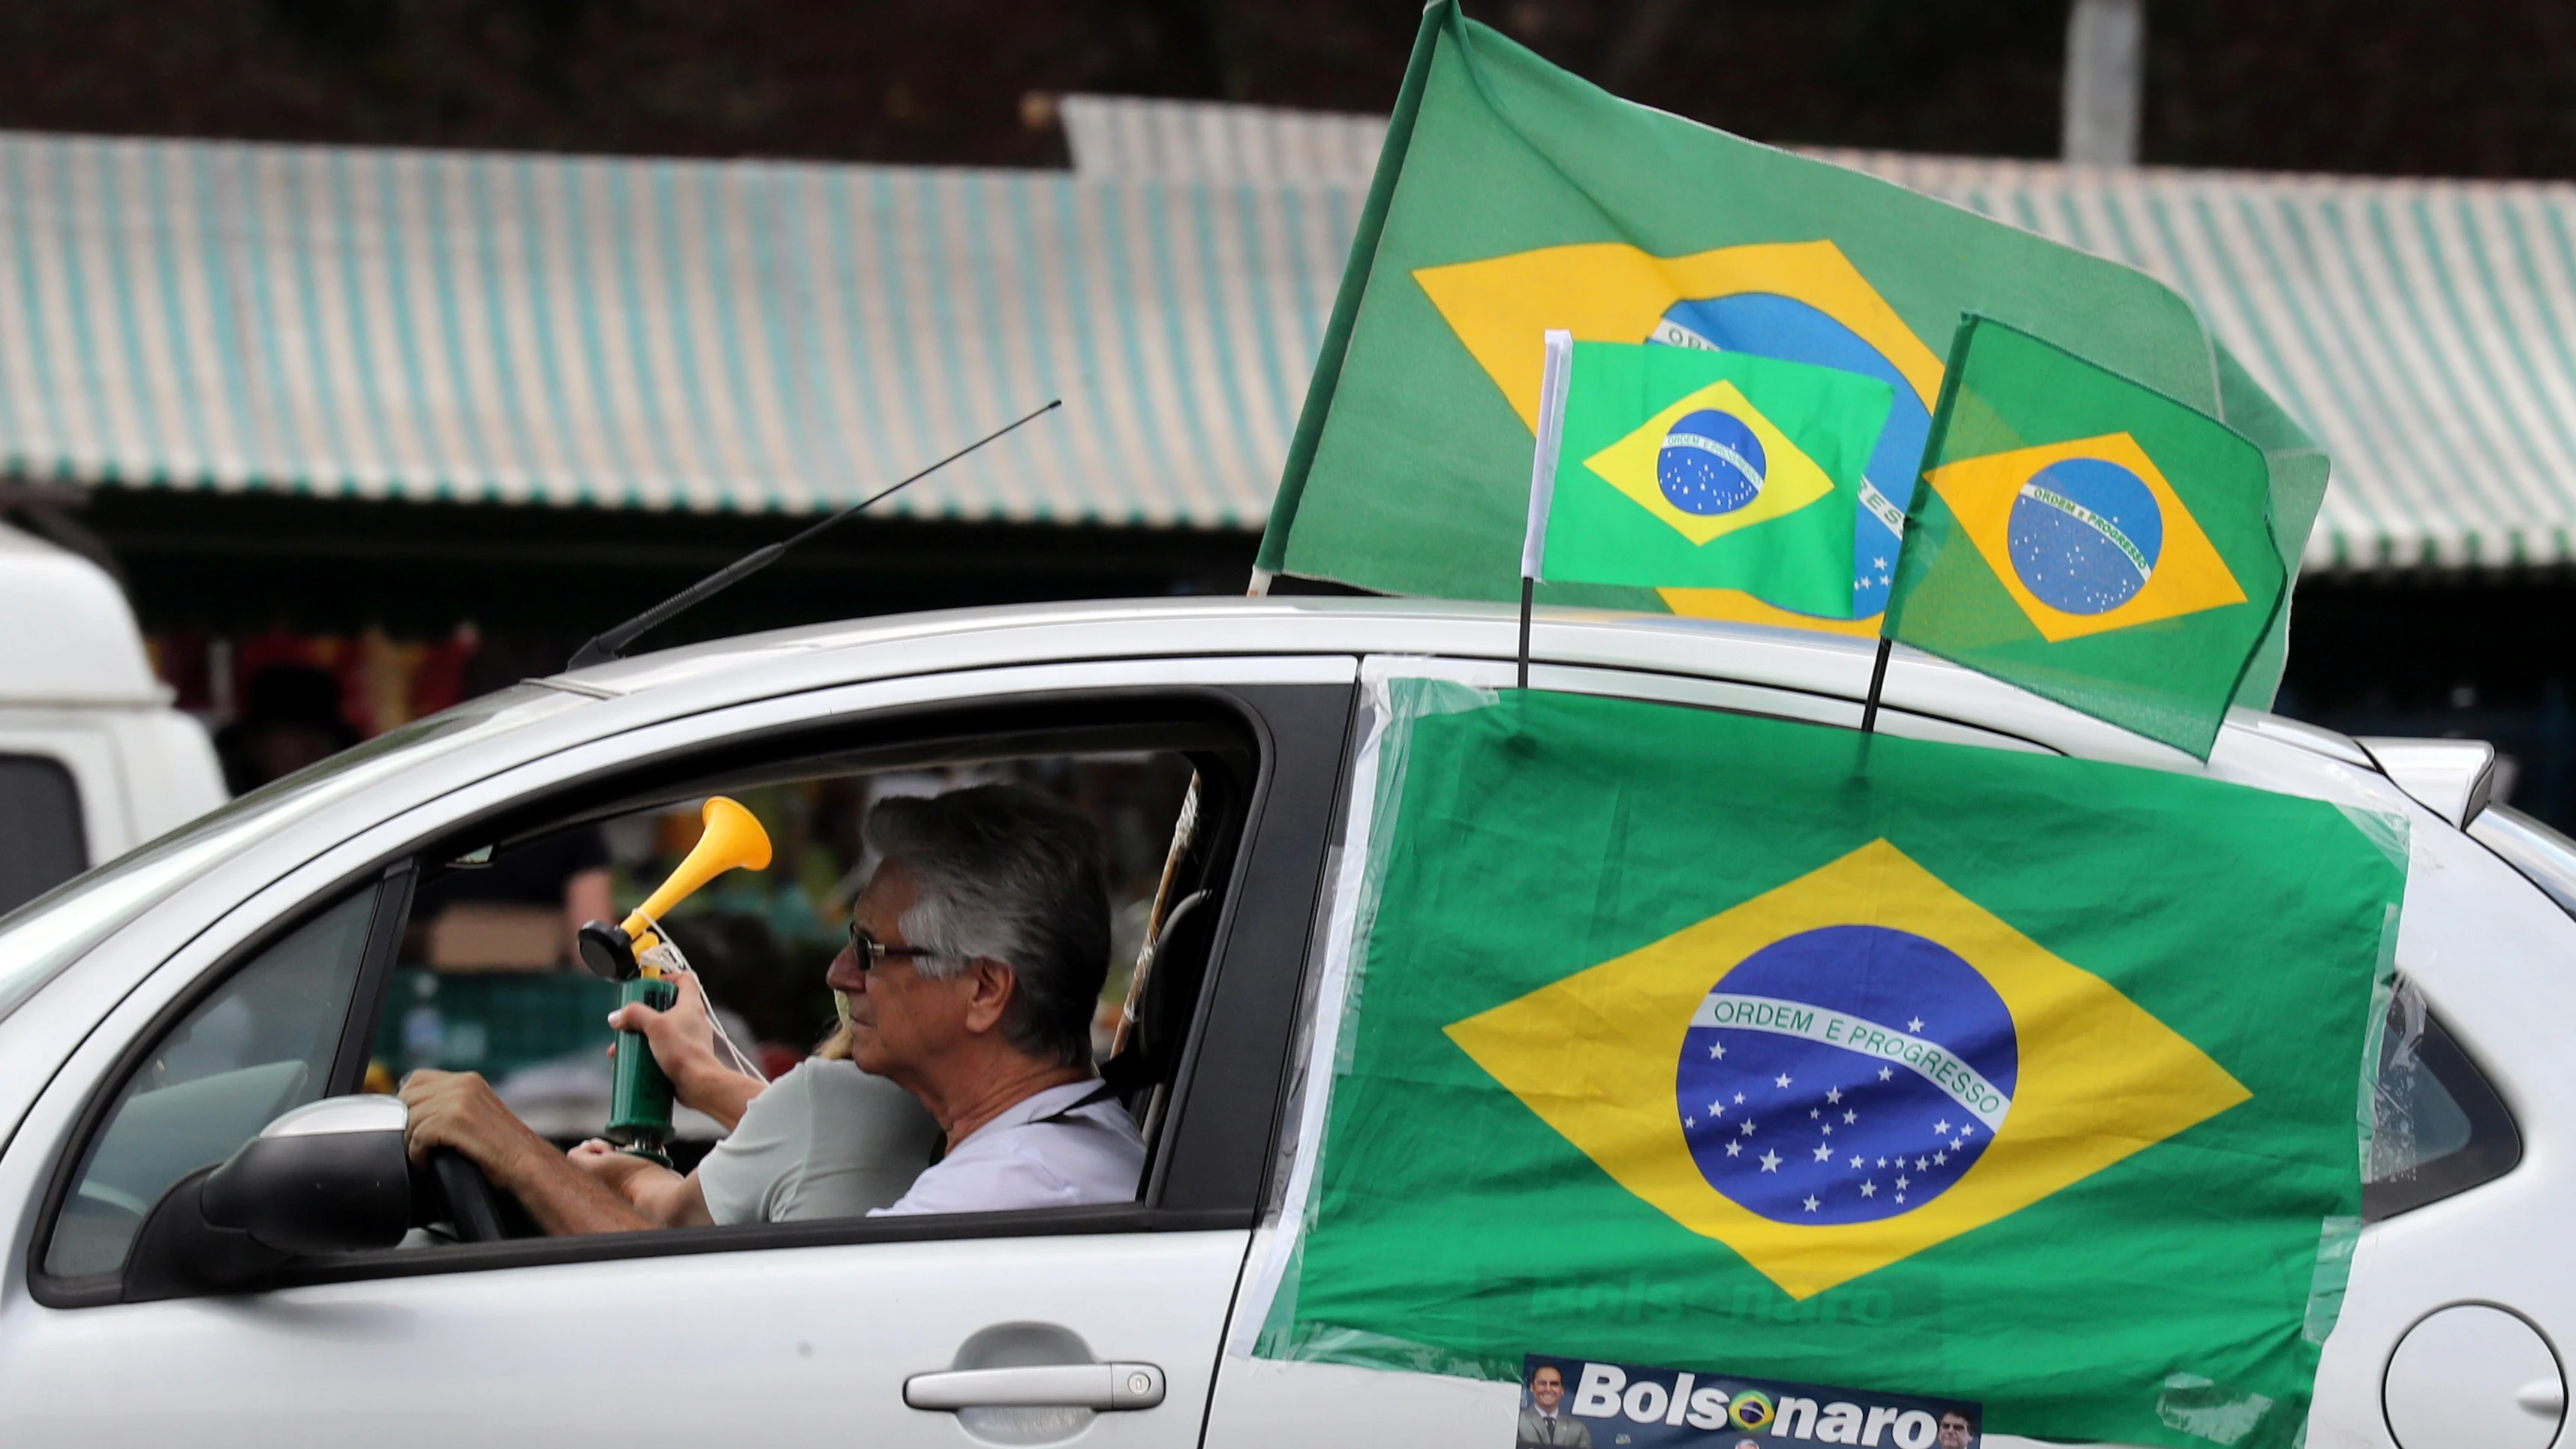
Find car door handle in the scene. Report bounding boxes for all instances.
[904,1363,1166,1411]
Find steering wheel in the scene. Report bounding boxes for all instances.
[426,1149,508,1243]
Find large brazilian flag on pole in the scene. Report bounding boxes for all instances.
[1255,2,2328,705]
[1253,682,2403,1449]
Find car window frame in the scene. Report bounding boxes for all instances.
[28,674,1353,1303]
[27,861,415,1306]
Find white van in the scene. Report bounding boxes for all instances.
[0,521,225,913]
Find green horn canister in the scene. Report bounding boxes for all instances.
[606,976,679,1165]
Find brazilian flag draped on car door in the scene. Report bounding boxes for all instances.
[1254,683,2403,1449]
[1254,1,2327,704]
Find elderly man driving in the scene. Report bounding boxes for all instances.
[400,784,1145,1233]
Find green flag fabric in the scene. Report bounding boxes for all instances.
[1886,317,2290,760]
[1542,343,1894,617]
[1256,681,2403,1449]
[1255,2,2327,705]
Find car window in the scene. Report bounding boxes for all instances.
[0,754,86,915]
[43,888,381,1279]
[0,683,586,1025]
[2366,980,2520,1221]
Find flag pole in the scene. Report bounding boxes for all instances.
[1859,635,1894,734]
[1518,329,1576,691]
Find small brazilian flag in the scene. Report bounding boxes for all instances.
[1259,682,2403,1449]
[1543,344,1895,618]
[1885,317,2290,759]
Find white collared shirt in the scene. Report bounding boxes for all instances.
[871,1078,1145,1217]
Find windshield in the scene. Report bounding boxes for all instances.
[0,684,591,1024]
[2468,804,2576,919]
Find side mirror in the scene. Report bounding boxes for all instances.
[123,1095,412,1302]
[203,1095,412,1253]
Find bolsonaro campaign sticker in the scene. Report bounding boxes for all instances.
[1514,1354,1979,1449]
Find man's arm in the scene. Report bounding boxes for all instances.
[567,1139,716,1228]
[401,1069,653,1235]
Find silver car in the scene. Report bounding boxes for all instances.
[0,597,2561,1449]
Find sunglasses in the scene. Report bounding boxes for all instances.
[846,922,938,973]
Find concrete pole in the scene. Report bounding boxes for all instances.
[2063,0,2143,166]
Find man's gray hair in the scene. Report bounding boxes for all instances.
[864,783,1111,1068]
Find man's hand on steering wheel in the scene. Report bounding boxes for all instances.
[399,1069,555,1179]
[399,1070,658,1237]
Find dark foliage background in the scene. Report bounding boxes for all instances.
[0,2,2571,177]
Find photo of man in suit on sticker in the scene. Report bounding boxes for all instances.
[1518,1362,1594,1447]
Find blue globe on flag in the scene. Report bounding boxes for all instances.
[1676,924,2018,1225]
[2008,456,2165,615]
[1657,409,1766,516]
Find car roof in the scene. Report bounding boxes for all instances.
[536,594,2374,779]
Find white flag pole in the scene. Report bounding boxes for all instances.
[1518,329,1575,690]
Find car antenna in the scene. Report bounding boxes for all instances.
[567,399,1063,669]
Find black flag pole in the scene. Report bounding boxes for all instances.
[1858,634,1894,734]
[1517,576,1536,690]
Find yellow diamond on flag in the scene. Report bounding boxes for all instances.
[1579,379,1838,547]
[1442,839,2249,1300]
[1924,431,2248,644]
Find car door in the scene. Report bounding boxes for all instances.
[1202,656,2553,1449]
[1201,655,2068,1444]
[0,657,1354,1449]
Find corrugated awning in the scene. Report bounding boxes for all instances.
[21,104,2576,567]
[0,129,1356,528]
[1817,150,2576,571]
[1064,94,2576,572]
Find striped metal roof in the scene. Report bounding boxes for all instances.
[15,106,2576,569]
[1067,93,2576,571]
[1820,150,2576,571]
[1061,94,1389,186]
[0,129,1356,527]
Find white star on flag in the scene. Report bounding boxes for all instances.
[1811,1143,1833,1162]
[1774,1073,1792,1088]
[1759,1150,1782,1172]
[1740,1120,1756,1136]
[1802,1195,1820,1213]
[1859,1180,1876,1198]
[1908,1017,1924,1031]
[1825,1087,1842,1104]
[1725,1141,1741,1157]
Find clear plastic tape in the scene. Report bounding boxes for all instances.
[1235,675,1499,1360]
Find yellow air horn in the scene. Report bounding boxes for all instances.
[577,797,772,1162]
[579,796,774,982]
